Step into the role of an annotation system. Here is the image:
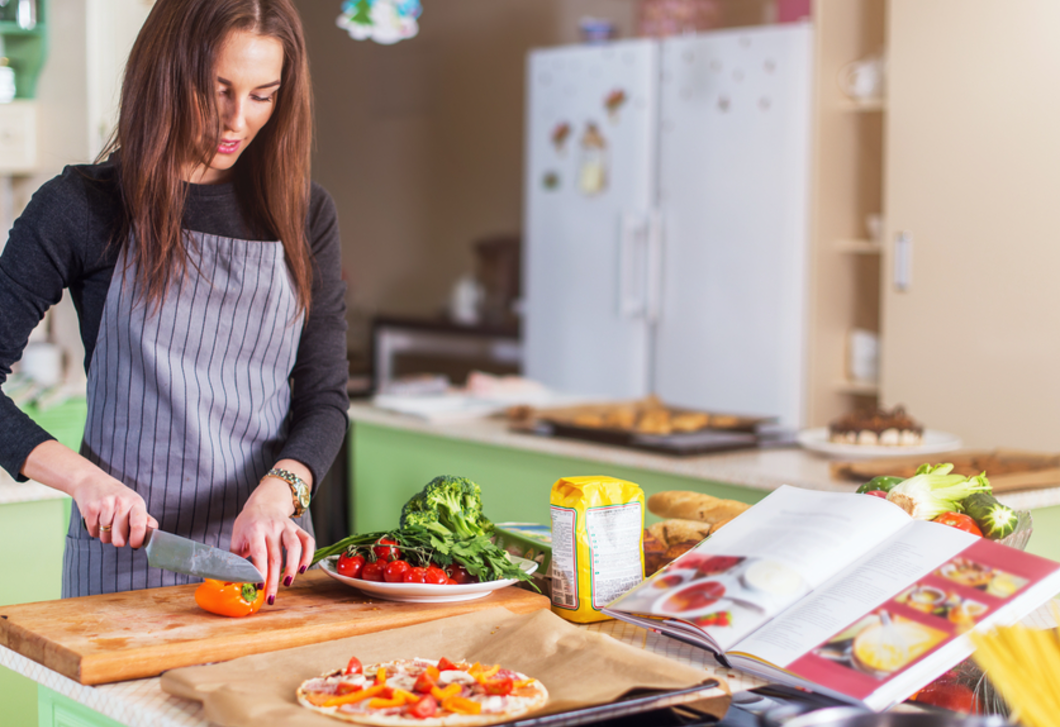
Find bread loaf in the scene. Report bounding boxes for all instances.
[648,490,751,524]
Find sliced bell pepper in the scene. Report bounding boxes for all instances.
[443,695,482,715]
[322,684,385,708]
[431,684,462,701]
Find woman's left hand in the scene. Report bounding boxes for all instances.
[230,463,314,605]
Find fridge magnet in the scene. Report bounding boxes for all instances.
[542,171,561,191]
[604,88,628,123]
[336,0,421,45]
[551,122,572,155]
[578,122,609,197]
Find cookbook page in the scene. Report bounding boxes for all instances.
[606,486,912,651]
[728,519,1060,708]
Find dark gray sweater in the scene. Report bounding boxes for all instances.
[0,162,349,488]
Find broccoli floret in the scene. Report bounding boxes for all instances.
[400,475,493,539]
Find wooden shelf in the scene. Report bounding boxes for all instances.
[834,379,879,396]
[834,238,882,254]
[838,97,885,112]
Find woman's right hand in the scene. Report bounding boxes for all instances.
[72,475,158,548]
[21,439,158,548]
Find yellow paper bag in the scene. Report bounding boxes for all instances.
[549,475,645,623]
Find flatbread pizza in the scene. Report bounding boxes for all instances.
[297,656,549,726]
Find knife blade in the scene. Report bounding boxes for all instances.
[143,528,265,584]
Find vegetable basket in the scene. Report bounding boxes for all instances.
[997,510,1033,551]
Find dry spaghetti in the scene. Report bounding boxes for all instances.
[970,606,1060,727]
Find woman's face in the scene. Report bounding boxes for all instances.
[186,29,284,184]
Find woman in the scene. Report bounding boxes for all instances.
[0,0,349,605]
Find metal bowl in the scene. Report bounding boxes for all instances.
[760,705,1008,727]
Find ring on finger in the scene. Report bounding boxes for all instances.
[100,525,112,532]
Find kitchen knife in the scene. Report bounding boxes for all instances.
[142,528,265,584]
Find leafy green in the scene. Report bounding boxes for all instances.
[885,463,992,520]
[400,475,494,540]
[311,475,533,588]
[856,476,905,494]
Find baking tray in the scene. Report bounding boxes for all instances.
[535,400,773,435]
[500,681,722,727]
[523,421,793,457]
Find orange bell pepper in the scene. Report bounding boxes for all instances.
[323,684,386,708]
[194,580,264,618]
[442,695,482,715]
[431,684,462,701]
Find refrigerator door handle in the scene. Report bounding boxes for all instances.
[619,212,648,318]
[646,209,663,324]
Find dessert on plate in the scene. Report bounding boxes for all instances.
[828,405,923,446]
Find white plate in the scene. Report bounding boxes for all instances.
[319,556,538,603]
[796,428,962,459]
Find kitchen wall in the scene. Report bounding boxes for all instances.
[295,0,646,364]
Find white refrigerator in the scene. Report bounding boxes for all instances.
[522,24,813,429]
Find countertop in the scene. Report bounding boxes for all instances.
[7,600,1058,727]
[1,618,757,727]
[347,404,1060,511]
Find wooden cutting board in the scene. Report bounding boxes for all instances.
[829,449,1060,493]
[0,570,549,685]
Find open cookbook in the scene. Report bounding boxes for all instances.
[604,486,1060,711]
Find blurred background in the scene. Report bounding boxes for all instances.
[3,0,1060,452]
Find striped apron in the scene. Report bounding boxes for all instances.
[63,231,310,597]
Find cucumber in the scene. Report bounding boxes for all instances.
[856,476,905,495]
[963,492,1018,539]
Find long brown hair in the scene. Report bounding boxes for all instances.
[100,0,313,314]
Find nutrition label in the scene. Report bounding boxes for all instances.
[586,502,644,608]
[549,506,578,609]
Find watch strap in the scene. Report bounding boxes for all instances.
[266,467,310,517]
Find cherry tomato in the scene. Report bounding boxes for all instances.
[361,561,386,581]
[437,657,459,672]
[345,655,363,675]
[408,695,438,719]
[337,553,365,578]
[413,671,436,693]
[424,566,449,585]
[864,490,889,499]
[446,578,458,585]
[384,560,411,583]
[373,537,401,562]
[483,677,513,696]
[404,567,428,583]
[933,512,983,537]
[445,563,476,584]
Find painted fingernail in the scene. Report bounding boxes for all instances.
[299,565,307,574]
[284,576,293,587]
[256,583,265,590]
[267,595,275,606]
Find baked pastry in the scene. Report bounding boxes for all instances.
[828,405,923,446]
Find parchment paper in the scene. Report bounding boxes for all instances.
[161,607,730,726]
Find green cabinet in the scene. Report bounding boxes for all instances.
[0,497,70,727]
[0,0,47,99]
[348,421,767,534]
